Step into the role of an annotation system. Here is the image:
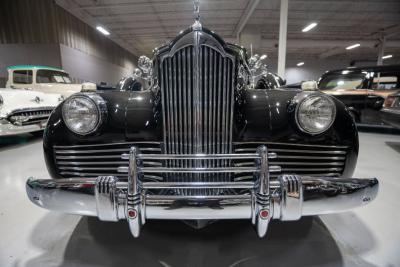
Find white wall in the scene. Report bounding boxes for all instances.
[60,44,135,85]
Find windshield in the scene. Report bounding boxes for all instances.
[36,69,72,84]
[318,73,366,90]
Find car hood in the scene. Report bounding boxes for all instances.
[37,83,84,97]
[0,88,62,118]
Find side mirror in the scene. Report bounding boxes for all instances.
[301,80,318,91]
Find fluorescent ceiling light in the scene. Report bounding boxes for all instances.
[96,26,110,36]
[382,55,393,60]
[302,22,317,32]
[346,43,360,50]
[297,62,304,66]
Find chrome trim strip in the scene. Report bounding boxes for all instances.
[59,171,127,177]
[142,181,254,189]
[54,142,161,149]
[275,155,346,160]
[57,161,162,166]
[235,148,347,154]
[235,161,344,167]
[121,153,275,160]
[56,155,123,160]
[233,141,349,149]
[54,148,161,154]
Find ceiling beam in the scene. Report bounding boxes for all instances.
[232,0,260,39]
[75,1,236,10]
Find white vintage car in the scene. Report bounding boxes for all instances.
[6,65,96,98]
[0,88,62,136]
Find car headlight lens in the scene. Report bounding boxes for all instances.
[62,94,106,135]
[296,94,336,134]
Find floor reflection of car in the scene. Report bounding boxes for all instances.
[380,91,400,129]
[318,65,400,125]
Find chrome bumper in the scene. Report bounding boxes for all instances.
[0,119,46,136]
[26,146,379,238]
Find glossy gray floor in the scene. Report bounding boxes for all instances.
[0,132,399,267]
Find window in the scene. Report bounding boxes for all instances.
[36,69,72,84]
[13,70,33,84]
[318,73,366,90]
[371,72,399,90]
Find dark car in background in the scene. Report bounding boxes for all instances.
[318,65,400,125]
[380,91,400,129]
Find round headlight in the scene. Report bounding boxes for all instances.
[62,94,106,135]
[296,94,336,134]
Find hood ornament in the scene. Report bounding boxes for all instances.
[192,0,202,30]
[32,96,43,103]
[194,0,200,21]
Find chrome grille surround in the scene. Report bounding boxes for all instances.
[157,27,236,194]
[8,107,54,126]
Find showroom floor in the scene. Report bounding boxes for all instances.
[0,132,399,267]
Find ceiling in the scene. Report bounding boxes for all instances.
[56,0,400,65]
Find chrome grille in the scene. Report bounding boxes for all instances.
[233,142,349,181]
[53,142,162,181]
[53,142,349,181]
[159,33,236,195]
[8,108,53,126]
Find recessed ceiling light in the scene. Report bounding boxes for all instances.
[346,43,360,50]
[96,26,110,36]
[302,22,317,32]
[382,55,393,59]
[297,62,304,66]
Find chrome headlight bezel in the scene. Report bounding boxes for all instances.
[295,94,336,135]
[62,93,107,135]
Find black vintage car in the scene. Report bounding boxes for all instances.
[318,65,400,124]
[26,20,378,238]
